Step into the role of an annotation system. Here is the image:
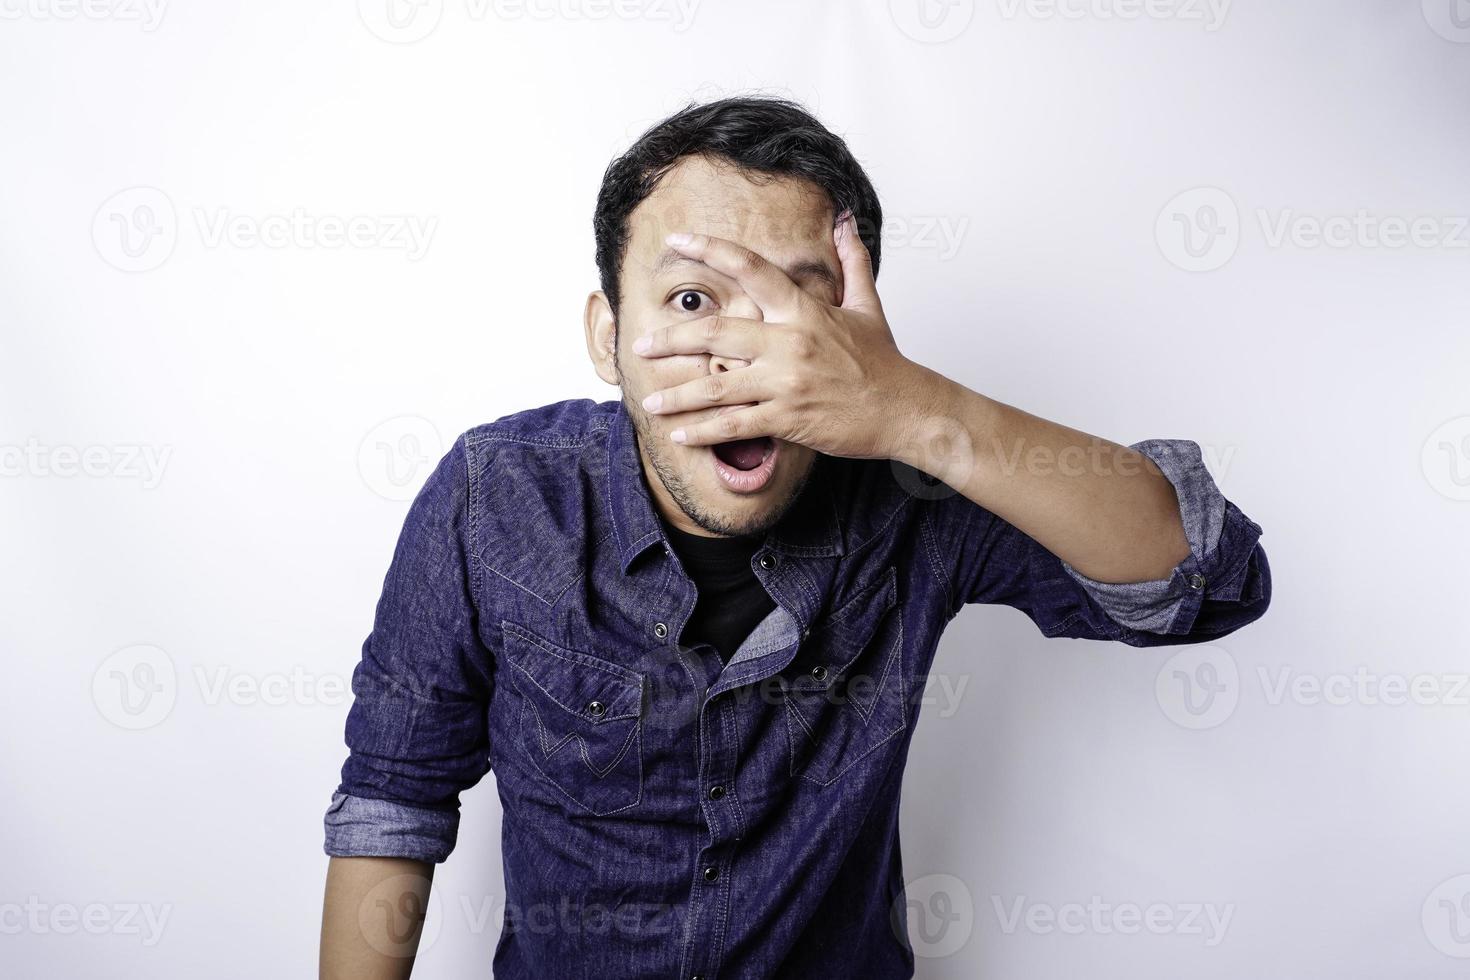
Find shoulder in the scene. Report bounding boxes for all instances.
[453,398,619,606]
[461,398,616,454]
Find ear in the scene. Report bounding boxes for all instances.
[583,290,619,387]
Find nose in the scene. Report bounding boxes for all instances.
[709,292,761,375]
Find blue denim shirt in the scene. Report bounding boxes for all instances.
[325,398,1270,979]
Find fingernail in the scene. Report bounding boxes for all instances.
[670,428,687,443]
[666,232,693,247]
[633,335,652,354]
[642,392,662,411]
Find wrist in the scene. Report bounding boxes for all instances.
[884,362,966,472]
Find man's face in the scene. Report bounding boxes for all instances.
[585,155,842,538]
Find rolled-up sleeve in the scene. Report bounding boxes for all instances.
[1060,439,1266,637]
[324,434,493,863]
[925,438,1270,647]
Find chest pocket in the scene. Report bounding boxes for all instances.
[781,566,907,787]
[502,622,644,816]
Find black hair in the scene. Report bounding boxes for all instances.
[593,96,883,314]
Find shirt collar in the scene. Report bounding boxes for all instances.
[606,400,845,574]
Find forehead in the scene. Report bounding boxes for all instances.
[624,155,835,270]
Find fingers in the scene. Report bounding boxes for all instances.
[632,314,766,361]
[641,366,772,417]
[834,212,880,312]
[664,232,805,319]
[669,404,775,447]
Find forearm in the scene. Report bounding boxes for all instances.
[320,856,435,980]
[894,364,1190,584]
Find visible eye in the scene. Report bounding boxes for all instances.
[671,289,714,314]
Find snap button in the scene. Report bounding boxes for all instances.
[586,700,606,718]
[1188,573,1206,591]
[703,865,719,882]
[758,552,777,570]
[810,664,828,682]
[653,622,669,639]
[708,785,725,800]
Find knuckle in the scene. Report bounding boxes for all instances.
[738,248,766,275]
[787,330,816,360]
[717,414,741,439]
[701,315,724,341]
[702,374,725,401]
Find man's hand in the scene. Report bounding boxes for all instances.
[633,214,935,461]
[633,214,1190,584]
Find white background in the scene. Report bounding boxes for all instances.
[4,1,1470,977]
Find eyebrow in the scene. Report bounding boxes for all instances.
[650,248,839,290]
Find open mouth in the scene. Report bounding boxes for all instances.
[709,436,778,493]
[711,436,773,471]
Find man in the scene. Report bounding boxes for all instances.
[319,97,1270,979]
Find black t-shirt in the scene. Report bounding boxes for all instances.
[661,521,777,664]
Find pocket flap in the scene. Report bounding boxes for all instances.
[787,566,901,697]
[501,622,644,724]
